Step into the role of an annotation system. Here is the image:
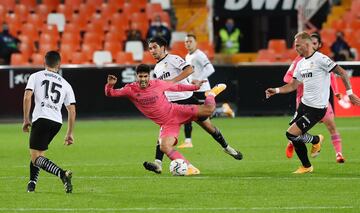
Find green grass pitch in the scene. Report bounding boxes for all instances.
[0,117,359,212]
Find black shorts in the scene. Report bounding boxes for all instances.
[172,95,207,122]
[29,118,62,151]
[193,92,206,103]
[289,102,327,133]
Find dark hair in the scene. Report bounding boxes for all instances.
[186,34,197,40]
[310,32,322,45]
[148,36,167,47]
[136,64,151,74]
[45,51,61,68]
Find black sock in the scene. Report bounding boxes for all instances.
[184,122,192,139]
[155,143,164,161]
[34,156,65,179]
[287,132,319,144]
[292,141,312,167]
[310,135,320,144]
[211,127,228,148]
[30,161,40,183]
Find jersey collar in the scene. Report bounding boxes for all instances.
[156,53,168,64]
[305,51,317,59]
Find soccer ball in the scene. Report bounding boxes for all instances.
[169,159,188,176]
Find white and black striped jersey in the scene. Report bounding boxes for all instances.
[153,54,192,101]
[185,49,215,92]
[293,51,337,109]
[25,70,76,124]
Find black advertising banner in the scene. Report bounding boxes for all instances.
[1,64,359,118]
[214,0,299,16]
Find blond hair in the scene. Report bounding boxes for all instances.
[294,31,312,42]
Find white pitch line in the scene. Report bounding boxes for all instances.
[0,206,355,212]
[1,176,360,180]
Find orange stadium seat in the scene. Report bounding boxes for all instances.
[115,52,135,65]
[31,53,44,65]
[104,32,126,43]
[123,3,141,17]
[6,14,22,35]
[69,13,89,32]
[146,3,163,17]
[89,14,109,32]
[60,44,76,63]
[39,33,59,47]
[61,32,81,47]
[14,4,29,23]
[86,0,104,10]
[18,34,34,47]
[27,13,45,29]
[268,39,287,54]
[36,4,50,22]
[255,49,276,62]
[40,24,60,42]
[43,0,60,12]
[198,42,215,60]
[38,43,58,55]
[0,0,16,12]
[19,43,33,60]
[11,53,29,65]
[99,3,117,22]
[21,23,39,42]
[128,0,147,11]
[142,52,157,64]
[131,13,149,26]
[130,22,148,40]
[82,43,98,62]
[71,52,89,64]
[104,41,123,58]
[348,20,360,30]
[63,23,81,35]
[108,0,125,11]
[19,0,36,11]
[83,32,103,49]
[0,5,5,21]
[57,4,74,22]
[150,11,171,28]
[65,0,82,11]
[78,3,96,22]
[331,19,346,31]
[171,41,188,57]
[110,13,129,32]
[320,28,336,44]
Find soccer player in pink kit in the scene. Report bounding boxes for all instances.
[284,33,345,163]
[105,64,226,175]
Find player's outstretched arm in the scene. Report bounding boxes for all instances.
[105,75,129,97]
[168,65,194,83]
[265,79,300,99]
[22,90,33,132]
[333,65,360,105]
[64,104,76,146]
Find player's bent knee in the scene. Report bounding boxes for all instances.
[286,131,298,143]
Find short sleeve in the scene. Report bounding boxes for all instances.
[64,84,76,106]
[319,55,337,72]
[25,74,35,91]
[172,55,190,70]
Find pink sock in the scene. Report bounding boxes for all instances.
[167,150,189,164]
[331,134,342,154]
[205,95,215,106]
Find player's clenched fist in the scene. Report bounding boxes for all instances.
[107,75,117,85]
[265,88,277,99]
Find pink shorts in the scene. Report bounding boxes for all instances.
[159,104,198,139]
[320,103,334,122]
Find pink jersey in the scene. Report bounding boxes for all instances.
[105,79,199,126]
[283,55,339,106]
